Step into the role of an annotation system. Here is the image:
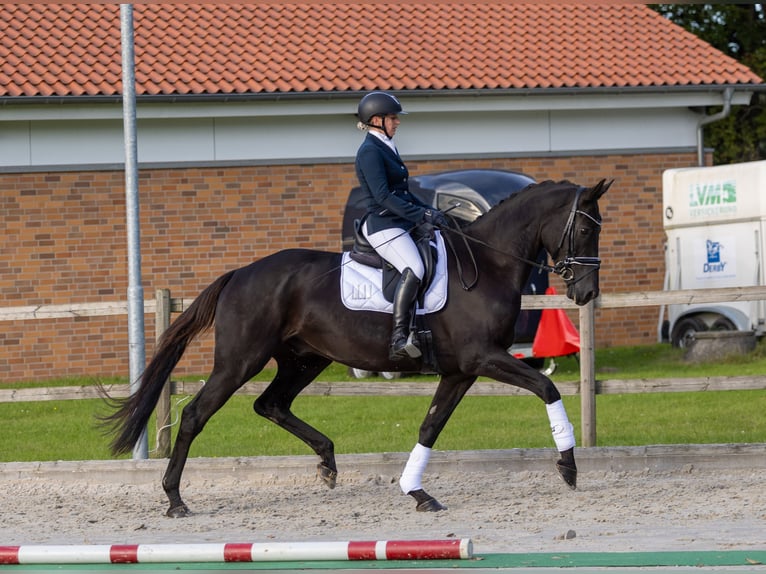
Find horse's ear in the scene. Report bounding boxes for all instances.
[590,178,613,200]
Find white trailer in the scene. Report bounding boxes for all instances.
[662,160,766,346]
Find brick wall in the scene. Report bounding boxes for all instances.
[1,152,699,383]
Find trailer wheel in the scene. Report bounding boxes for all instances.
[711,317,736,331]
[671,316,707,348]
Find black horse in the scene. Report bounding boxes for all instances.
[105,178,611,517]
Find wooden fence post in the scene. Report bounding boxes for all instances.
[155,288,172,458]
[579,300,597,447]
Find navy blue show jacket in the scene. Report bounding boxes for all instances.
[354,133,430,234]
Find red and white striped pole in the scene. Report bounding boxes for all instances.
[0,539,472,565]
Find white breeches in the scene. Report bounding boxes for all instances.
[363,222,424,280]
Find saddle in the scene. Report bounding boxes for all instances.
[348,218,438,305]
[348,218,440,372]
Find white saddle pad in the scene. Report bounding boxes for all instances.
[340,231,448,314]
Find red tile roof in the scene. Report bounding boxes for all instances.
[1,4,761,98]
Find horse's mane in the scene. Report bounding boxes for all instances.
[464,179,577,229]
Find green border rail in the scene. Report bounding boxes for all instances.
[2,550,764,571]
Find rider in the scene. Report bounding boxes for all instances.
[354,91,449,360]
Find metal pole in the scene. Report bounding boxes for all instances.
[121,4,148,459]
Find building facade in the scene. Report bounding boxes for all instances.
[1,4,762,382]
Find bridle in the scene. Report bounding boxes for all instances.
[442,185,602,289]
[551,186,602,282]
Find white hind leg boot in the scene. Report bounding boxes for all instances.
[546,400,576,451]
[399,443,431,494]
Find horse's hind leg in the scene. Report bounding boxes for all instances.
[162,362,263,517]
[252,351,336,487]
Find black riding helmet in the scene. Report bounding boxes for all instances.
[357,91,407,138]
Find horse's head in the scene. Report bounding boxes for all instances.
[545,179,611,305]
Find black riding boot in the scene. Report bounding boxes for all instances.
[389,268,421,360]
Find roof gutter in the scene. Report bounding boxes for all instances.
[0,83,757,107]
[696,87,733,166]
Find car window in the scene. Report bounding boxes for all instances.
[436,193,483,224]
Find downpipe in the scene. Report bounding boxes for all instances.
[696,87,733,166]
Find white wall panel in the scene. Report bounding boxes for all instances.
[214,115,358,161]
[0,122,31,165]
[399,111,551,156]
[550,108,699,151]
[30,120,123,165]
[0,95,710,169]
[140,119,216,163]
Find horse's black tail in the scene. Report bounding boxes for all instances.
[103,269,237,455]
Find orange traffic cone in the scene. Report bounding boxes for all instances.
[532,286,580,358]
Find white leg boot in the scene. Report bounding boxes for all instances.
[546,399,576,451]
[399,443,431,494]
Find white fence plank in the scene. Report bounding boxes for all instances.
[0,301,149,321]
[3,286,765,320]
[519,286,766,310]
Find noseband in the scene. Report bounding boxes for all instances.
[552,186,602,282]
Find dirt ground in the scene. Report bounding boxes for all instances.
[1,458,764,555]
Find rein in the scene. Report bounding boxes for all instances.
[441,186,602,289]
[441,219,479,290]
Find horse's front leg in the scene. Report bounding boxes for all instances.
[478,352,577,489]
[546,399,577,489]
[400,373,477,511]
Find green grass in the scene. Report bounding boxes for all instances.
[1,342,765,462]
[1,391,764,462]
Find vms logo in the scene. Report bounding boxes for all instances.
[688,180,737,217]
[704,239,726,273]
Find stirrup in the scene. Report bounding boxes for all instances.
[389,331,421,360]
[404,331,422,358]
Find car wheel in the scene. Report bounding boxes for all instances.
[349,368,374,379]
[540,358,558,376]
[380,371,402,380]
[671,316,707,348]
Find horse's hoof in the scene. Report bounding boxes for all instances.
[166,503,190,518]
[408,489,447,512]
[556,461,577,490]
[317,463,337,489]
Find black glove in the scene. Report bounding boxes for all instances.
[423,208,449,228]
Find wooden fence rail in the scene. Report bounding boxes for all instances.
[4,285,764,321]
[2,286,765,455]
[4,375,764,404]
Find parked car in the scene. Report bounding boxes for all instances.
[341,169,552,378]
